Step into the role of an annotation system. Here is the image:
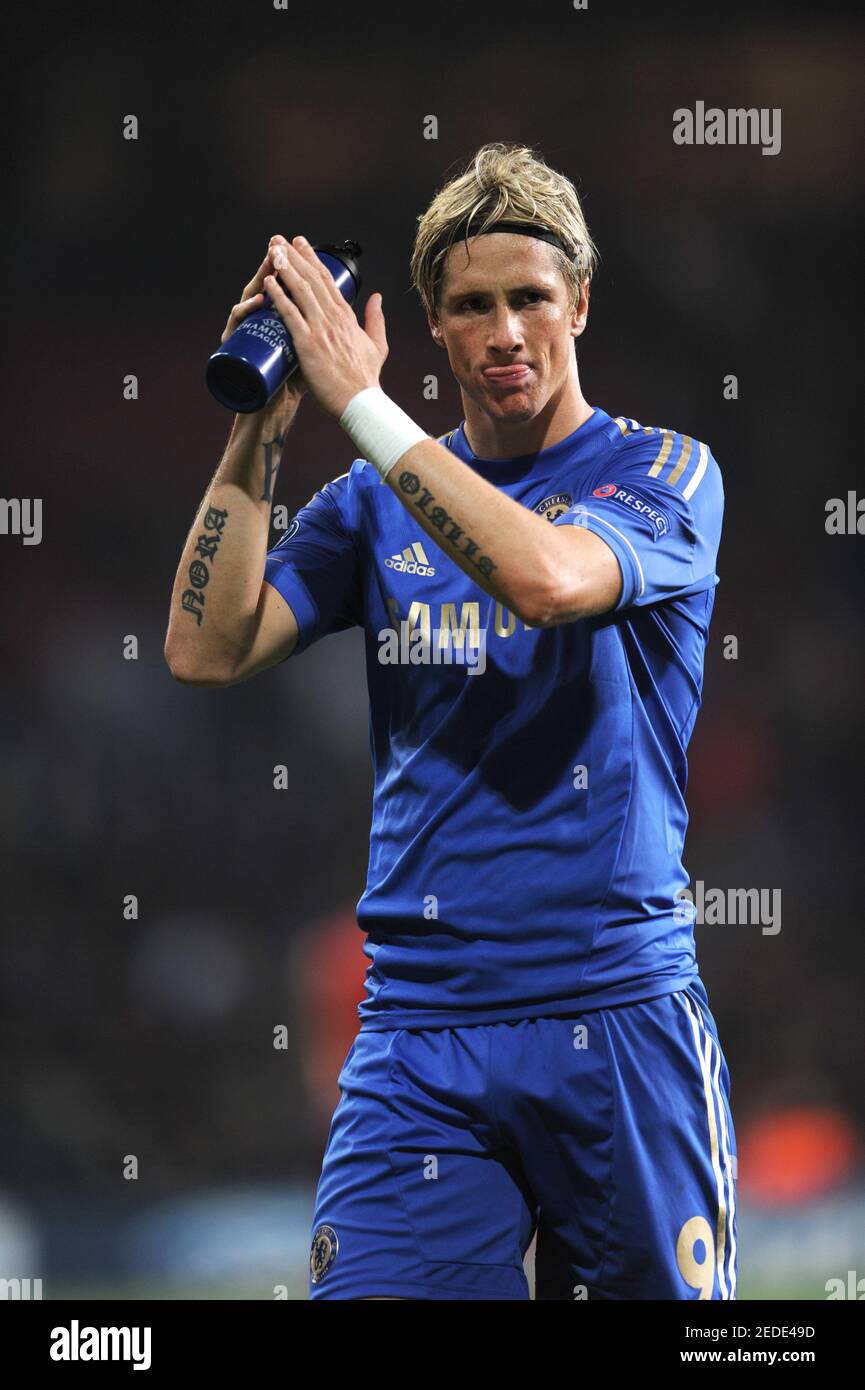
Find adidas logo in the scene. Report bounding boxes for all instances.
[384,540,436,577]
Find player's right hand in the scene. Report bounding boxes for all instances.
[220,241,308,414]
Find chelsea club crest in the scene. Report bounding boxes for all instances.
[310,1224,339,1284]
[534,492,573,522]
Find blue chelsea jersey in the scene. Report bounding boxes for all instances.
[263,406,724,1029]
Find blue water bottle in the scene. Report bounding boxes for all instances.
[206,239,363,413]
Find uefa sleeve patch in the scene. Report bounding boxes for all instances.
[591,484,671,538]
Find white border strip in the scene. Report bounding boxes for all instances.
[579,510,646,599]
[676,990,732,1299]
[682,441,709,501]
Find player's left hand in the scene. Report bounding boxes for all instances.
[265,235,388,419]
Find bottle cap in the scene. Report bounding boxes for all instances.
[314,240,362,293]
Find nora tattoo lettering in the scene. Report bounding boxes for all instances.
[181,504,229,626]
[396,470,497,581]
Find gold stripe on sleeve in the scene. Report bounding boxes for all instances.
[667,435,693,487]
[647,430,676,477]
[614,416,650,437]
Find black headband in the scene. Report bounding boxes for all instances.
[438,219,575,261]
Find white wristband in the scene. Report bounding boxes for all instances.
[339,386,429,481]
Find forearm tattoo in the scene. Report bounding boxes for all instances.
[395,469,497,581]
[181,429,283,626]
[261,430,286,504]
[180,504,228,626]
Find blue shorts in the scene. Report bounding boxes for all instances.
[308,979,738,1300]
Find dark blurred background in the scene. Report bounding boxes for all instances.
[1,0,863,1297]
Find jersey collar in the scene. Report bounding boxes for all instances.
[445,406,613,484]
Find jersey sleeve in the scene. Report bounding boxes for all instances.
[263,470,363,656]
[552,431,724,610]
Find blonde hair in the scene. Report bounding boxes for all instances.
[410,142,598,322]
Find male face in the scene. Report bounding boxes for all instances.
[428,233,589,426]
